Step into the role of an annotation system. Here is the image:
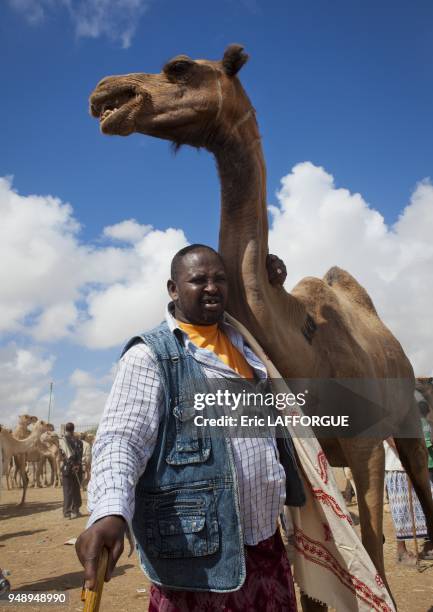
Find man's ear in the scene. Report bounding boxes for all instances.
[167,279,178,301]
[222,44,249,77]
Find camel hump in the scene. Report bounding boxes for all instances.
[324,266,378,315]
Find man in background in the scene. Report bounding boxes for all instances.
[59,422,83,519]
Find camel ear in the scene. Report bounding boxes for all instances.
[222,44,249,76]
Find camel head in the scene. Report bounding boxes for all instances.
[89,44,256,150]
[18,414,38,426]
[32,419,50,435]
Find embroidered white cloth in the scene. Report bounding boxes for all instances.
[225,313,396,612]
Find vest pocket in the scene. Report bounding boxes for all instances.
[139,487,219,559]
[166,401,211,465]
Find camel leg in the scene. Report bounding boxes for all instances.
[343,479,354,504]
[36,459,44,487]
[343,467,356,502]
[48,457,55,487]
[340,439,392,594]
[6,459,12,490]
[13,457,21,487]
[394,437,433,548]
[14,455,25,487]
[19,467,28,506]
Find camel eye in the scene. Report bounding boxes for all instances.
[164,59,193,78]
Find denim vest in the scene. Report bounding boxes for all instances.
[123,322,305,592]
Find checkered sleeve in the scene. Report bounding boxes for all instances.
[86,343,163,541]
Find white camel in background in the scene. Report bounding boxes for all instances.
[0,420,49,505]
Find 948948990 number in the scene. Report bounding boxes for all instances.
[1,591,68,605]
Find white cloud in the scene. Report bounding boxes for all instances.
[103,219,152,243]
[32,302,79,342]
[8,0,49,24]
[8,0,149,47]
[0,343,55,427]
[67,0,149,49]
[0,177,187,349]
[269,162,433,375]
[0,177,187,348]
[66,366,115,427]
[69,368,97,387]
[78,227,187,348]
[0,177,139,343]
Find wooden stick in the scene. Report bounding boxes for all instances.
[81,548,109,612]
[406,474,421,571]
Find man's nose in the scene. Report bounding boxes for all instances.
[204,280,218,293]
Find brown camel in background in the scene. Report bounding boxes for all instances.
[89,45,433,607]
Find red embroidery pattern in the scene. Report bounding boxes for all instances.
[375,574,385,588]
[311,487,353,525]
[294,527,393,612]
[316,450,328,484]
[323,523,333,542]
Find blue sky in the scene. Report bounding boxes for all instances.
[1,0,433,427]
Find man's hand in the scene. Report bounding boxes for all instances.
[75,515,126,590]
[266,254,287,286]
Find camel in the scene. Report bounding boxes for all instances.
[89,45,433,606]
[1,429,14,489]
[8,414,37,490]
[26,435,60,488]
[0,420,49,505]
[40,431,61,487]
[24,425,61,488]
[79,433,93,491]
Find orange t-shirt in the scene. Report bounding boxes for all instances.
[178,321,254,379]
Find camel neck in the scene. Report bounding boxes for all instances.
[214,130,269,320]
[211,120,310,364]
[22,428,40,447]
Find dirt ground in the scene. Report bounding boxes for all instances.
[1,483,432,612]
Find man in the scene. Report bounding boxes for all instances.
[419,400,433,486]
[76,245,304,611]
[59,422,83,519]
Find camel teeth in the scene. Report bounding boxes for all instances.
[101,108,119,122]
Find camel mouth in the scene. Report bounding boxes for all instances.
[90,86,139,134]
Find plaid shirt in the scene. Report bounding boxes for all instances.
[87,305,286,546]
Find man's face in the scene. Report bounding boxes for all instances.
[168,249,228,325]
